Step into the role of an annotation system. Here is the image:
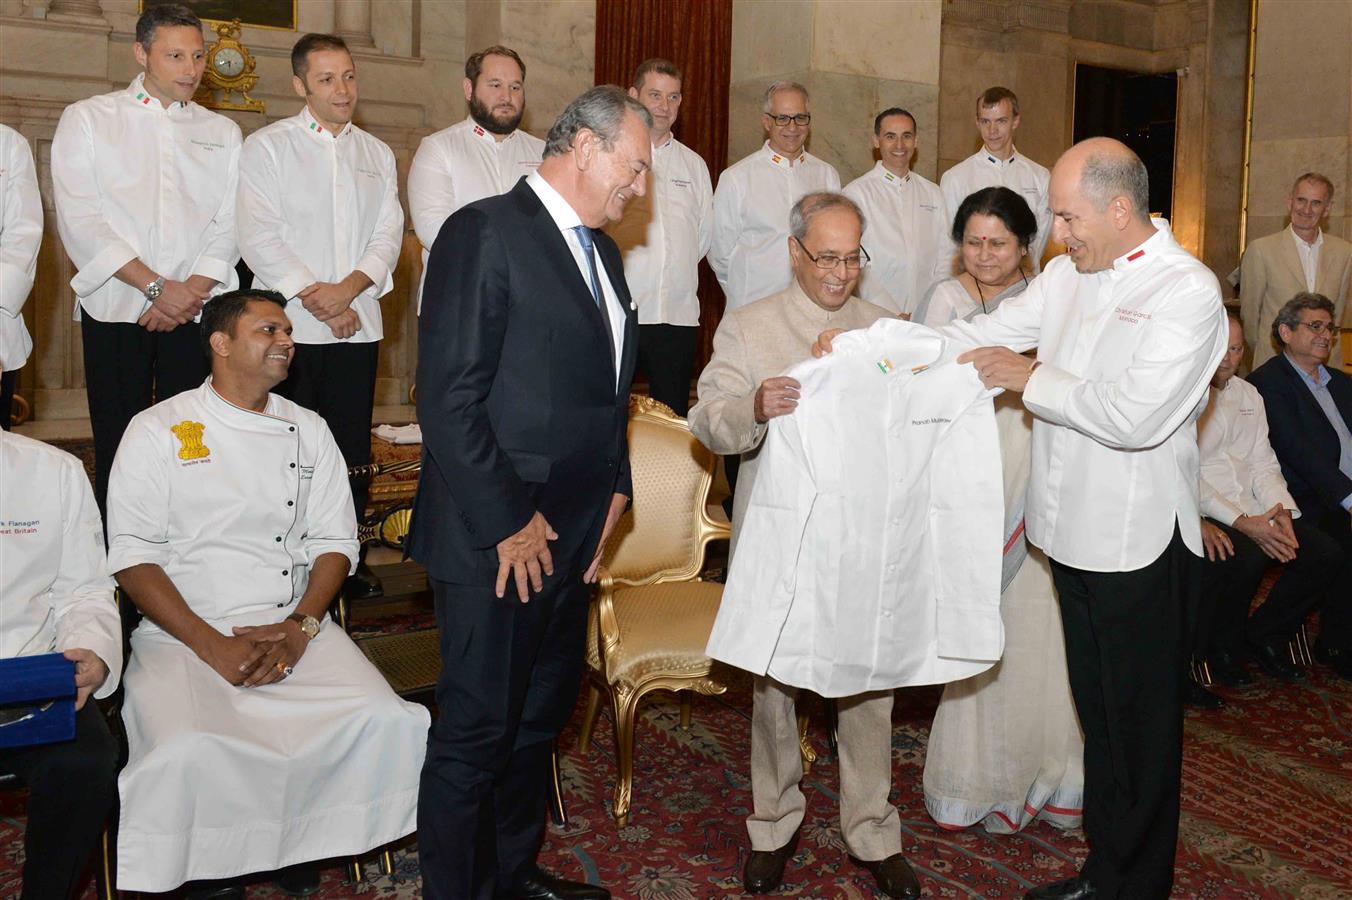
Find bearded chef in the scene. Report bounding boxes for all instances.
[106,289,429,896]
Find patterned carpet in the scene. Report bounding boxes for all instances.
[3,655,1349,899]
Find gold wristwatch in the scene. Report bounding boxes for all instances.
[286,612,321,640]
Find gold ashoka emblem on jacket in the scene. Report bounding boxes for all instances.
[171,420,210,460]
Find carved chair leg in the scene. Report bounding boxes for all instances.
[548,742,568,828]
[611,687,641,828]
[577,682,603,752]
[379,848,395,877]
[679,691,693,730]
[347,857,364,883]
[796,709,816,775]
[96,824,115,900]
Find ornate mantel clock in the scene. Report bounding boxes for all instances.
[194,19,265,114]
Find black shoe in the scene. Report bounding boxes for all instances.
[743,830,799,894]
[345,560,383,599]
[274,864,322,897]
[849,853,921,898]
[516,870,611,900]
[1251,642,1306,680]
[1208,649,1254,687]
[1025,876,1097,899]
[183,884,245,900]
[1187,679,1226,710]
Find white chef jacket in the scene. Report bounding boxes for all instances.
[51,74,241,323]
[707,319,1003,696]
[843,163,951,315]
[607,135,713,326]
[0,430,121,698]
[1197,375,1299,524]
[106,379,359,627]
[941,219,1229,572]
[0,125,40,370]
[940,147,1051,272]
[236,107,404,344]
[407,117,544,314]
[526,172,627,382]
[710,142,840,310]
[1290,225,1322,293]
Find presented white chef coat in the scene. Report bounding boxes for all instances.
[105,379,428,892]
[1198,375,1300,524]
[407,117,544,314]
[940,147,1051,272]
[710,142,840,310]
[0,125,40,370]
[236,107,404,344]
[707,318,1004,697]
[607,134,713,326]
[51,74,241,323]
[941,219,1228,572]
[0,430,121,698]
[843,163,951,315]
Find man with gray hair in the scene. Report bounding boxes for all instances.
[410,85,651,900]
[1240,172,1352,368]
[690,193,919,898]
[710,81,840,312]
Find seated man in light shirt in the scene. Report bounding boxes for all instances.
[106,290,429,898]
[1195,310,1341,687]
[1248,293,1352,681]
[0,389,120,900]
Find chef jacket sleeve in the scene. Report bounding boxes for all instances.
[304,419,360,573]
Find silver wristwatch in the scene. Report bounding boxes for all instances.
[286,612,321,640]
[143,276,166,301]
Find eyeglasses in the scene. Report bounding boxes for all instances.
[767,113,811,127]
[794,237,870,271]
[1295,320,1343,336]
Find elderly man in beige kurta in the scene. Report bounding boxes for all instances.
[690,193,918,898]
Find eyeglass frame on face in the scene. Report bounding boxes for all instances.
[792,236,870,271]
[1294,318,1342,336]
[767,113,811,127]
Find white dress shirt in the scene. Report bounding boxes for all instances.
[941,219,1229,572]
[707,319,1003,696]
[106,379,359,628]
[524,172,627,383]
[710,142,840,310]
[0,125,41,370]
[1290,225,1323,293]
[407,117,544,314]
[607,135,713,326]
[51,74,241,323]
[1197,375,1299,524]
[236,107,404,345]
[940,147,1051,272]
[843,163,951,314]
[1,430,121,698]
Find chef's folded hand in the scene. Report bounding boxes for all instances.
[755,376,801,423]
[63,648,109,711]
[957,346,1038,392]
[812,329,846,358]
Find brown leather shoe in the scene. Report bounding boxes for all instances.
[850,853,921,898]
[742,830,799,894]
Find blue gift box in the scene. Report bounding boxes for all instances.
[0,653,77,749]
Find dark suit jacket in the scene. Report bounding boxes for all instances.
[1248,352,1352,522]
[407,178,637,586]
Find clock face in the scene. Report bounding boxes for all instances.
[213,47,245,78]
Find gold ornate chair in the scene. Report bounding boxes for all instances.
[575,396,732,826]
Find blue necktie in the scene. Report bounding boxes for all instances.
[572,225,615,362]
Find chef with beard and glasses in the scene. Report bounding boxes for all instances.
[407,45,546,315]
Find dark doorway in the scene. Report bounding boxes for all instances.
[1073,64,1178,220]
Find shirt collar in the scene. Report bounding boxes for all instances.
[1289,224,1324,251]
[1285,352,1331,389]
[763,141,805,169]
[1110,218,1171,273]
[874,161,911,185]
[526,171,583,232]
[301,105,351,141]
[126,73,190,113]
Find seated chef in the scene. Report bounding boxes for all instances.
[0,383,120,900]
[105,290,430,898]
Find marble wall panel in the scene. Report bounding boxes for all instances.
[1251,0,1350,142]
[810,0,941,84]
[730,0,813,84]
[499,0,593,135]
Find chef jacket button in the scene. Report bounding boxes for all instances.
[277,603,284,608]
[275,536,282,542]
[289,426,296,432]
[287,500,294,507]
[290,462,296,469]
[282,570,289,576]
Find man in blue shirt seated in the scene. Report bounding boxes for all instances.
[1248,292,1352,680]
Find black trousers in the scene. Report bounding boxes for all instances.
[1,368,16,431]
[1197,516,1342,656]
[1049,526,1193,900]
[0,701,119,900]
[80,311,207,514]
[274,341,379,520]
[1307,508,1352,650]
[636,324,698,417]
[418,571,591,899]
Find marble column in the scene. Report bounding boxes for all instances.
[335,0,377,49]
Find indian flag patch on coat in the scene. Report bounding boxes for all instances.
[876,358,894,374]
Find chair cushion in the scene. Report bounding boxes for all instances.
[587,580,724,687]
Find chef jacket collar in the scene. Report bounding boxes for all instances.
[301,105,353,142]
[1109,218,1172,274]
[874,161,911,185]
[466,116,523,145]
[126,73,190,113]
[203,378,297,428]
[981,146,1019,167]
[763,141,805,169]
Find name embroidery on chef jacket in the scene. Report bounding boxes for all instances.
[171,420,210,462]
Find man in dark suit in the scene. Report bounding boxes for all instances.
[1249,292,1352,680]
[409,85,652,900]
